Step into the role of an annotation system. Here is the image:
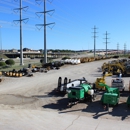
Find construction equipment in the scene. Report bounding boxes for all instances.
[122,64,130,77]
[111,78,125,92]
[42,61,64,70]
[100,83,120,106]
[67,83,95,107]
[94,75,106,90]
[102,60,130,77]
[102,62,124,75]
[56,77,87,93]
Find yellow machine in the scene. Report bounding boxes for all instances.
[95,75,106,90]
[102,61,125,76]
[122,65,130,76]
[102,58,130,77]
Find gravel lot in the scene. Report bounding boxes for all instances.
[0,58,130,130]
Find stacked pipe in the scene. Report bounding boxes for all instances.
[6,71,23,77]
[64,59,81,64]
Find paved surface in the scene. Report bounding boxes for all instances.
[0,110,130,130]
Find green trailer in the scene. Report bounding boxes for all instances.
[101,93,119,106]
[67,83,94,107]
[99,83,120,106]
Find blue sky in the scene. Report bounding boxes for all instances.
[0,0,130,50]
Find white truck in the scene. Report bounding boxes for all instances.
[111,78,125,91]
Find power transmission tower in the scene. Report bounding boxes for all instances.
[0,26,2,60]
[35,0,55,64]
[92,26,98,58]
[13,0,29,65]
[124,43,127,55]
[103,31,110,58]
[117,43,119,55]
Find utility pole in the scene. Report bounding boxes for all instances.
[92,26,98,58]
[103,31,110,58]
[13,0,29,65]
[124,43,126,55]
[35,0,55,64]
[117,43,119,55]
[0,26,2,60]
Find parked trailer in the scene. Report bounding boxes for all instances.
[67,83,95,107]
[56,77,87,93]
[100,83,120,106]
[111,78,125,92]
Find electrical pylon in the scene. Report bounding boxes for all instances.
[103,31,110,58]
[13,0,29,65]
[35,0,55,64]
[92,26,98,58]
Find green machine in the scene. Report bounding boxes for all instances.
[99,83,120,106]
[67,83,95,107]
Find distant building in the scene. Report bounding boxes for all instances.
[9,49,18,53]
[23,48,30,52]
[39,49,44,53]
[22,48,40,53]
[48,50,52,54]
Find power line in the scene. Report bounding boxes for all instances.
[0,0,82,35]
[0,0,19,8]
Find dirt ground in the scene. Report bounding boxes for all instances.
[0,58,130,129]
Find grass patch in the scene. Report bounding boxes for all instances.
[0,54,8,59]
[0,58,42,72]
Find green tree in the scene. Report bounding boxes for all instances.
[40,58,53,64]
[0,62,6,66]
[62,56,70,60]
[5,59,15,66]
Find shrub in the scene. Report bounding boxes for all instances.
[40,58,53,64]
[0,62,6,66]
[5,59,15,66]
[40,59,43,63]
[112,56,119,58]
[62,56,70,60]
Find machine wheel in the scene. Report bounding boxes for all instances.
[115,103,119,106]
[67,102,72,108]
[103,104,107,110]
[67,104,72,108]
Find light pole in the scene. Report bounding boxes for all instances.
[0,26,2,60]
